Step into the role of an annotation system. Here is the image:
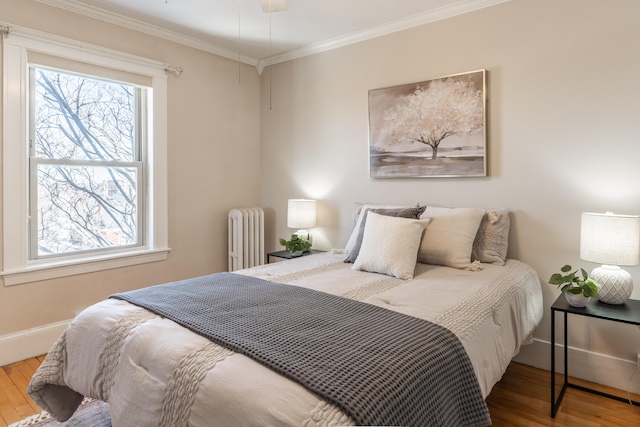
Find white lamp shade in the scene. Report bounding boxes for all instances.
[287,199,316,229]
[580,212,640,266]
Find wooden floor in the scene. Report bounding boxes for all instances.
[0,356,46,427]
[1,357,640,426]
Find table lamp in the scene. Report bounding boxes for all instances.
[580,212,640,304]
[287,199,316,242]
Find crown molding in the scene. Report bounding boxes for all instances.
[256,0,509,73]
[35,0,259,68]
[37,0,508,74]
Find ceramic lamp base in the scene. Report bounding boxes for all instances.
[592,265,633,305]
[293,230,313,250]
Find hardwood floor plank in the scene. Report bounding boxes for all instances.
[22,358,41,375]
[487,363,640,427]
[0,383,33,420]
[0,370,13,390]
[0,387,22,426]
[13,361,38,407]
[2,364,41,414]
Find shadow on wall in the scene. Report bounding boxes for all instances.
[263,207,277,253]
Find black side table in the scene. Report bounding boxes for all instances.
[266,249,325,263]
[550,295,640,417]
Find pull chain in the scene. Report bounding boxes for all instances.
[269,0,272,110]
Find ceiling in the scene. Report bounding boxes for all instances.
[37,0,508,71]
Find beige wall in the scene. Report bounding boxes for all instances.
[0,0,261,335]
[259,0,640,379]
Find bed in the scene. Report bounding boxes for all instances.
[28,206,543,427]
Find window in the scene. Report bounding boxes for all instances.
[2,32,169,286]
[30,67,144,258]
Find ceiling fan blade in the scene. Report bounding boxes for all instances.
[260,0,288,13]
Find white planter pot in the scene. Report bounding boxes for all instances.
[564,292,591,307]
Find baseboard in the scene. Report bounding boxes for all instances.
[0,320,71,366]
[514,338,640,395]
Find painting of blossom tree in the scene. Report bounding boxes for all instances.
[368,70,486,178]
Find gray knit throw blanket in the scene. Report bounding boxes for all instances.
[111,272,490,427]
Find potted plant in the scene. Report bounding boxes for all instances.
[549,264,600,307]
[279,234,312,257]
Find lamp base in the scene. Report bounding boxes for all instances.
[592,265,633,305]
[293,230,312,251]
[293,229,310,240]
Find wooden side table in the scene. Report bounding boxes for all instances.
[550,295,640,417]
[266,249,325,263]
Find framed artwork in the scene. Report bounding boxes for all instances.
[368,69,486,178]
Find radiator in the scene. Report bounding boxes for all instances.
[228,208,265,272]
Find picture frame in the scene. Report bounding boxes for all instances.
[368,69,486,178]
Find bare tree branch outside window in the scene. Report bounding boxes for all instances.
[31,67,142,257]
[368,70,486,178]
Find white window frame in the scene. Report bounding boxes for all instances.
[28,67,147,259]
[2,30,170,286]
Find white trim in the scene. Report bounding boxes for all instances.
[256,0,510,73]
[32,0,258,68]
[2,31,170,287]
[2,248,170,286]
[0,24,172,75]
[2,40,29,275]
[32,0,507,73]
[0,320,71,366]
[514,338,640,395]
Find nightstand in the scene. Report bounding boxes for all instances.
[550,295,640,417]
[266,249,325,263]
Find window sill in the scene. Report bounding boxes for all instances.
[1,247,171,286]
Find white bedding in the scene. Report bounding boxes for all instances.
[29,253,543,426]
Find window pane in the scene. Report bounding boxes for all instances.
[36,164,138,256]
[33,67,136,162]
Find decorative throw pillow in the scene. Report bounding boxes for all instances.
[472,209,510,266]
[418,207,485,269]
[352,213,430,280]
[344,206,426,263]
[345,202,420,253]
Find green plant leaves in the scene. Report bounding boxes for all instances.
[580,268,588,281]
[582,279,599,297]
[279,234,312,253]
[548,264,601,298]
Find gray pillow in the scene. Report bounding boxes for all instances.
[344,206,426,263]
[472,209,510,266]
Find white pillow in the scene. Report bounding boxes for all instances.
[344,206,426,263]
[352,212,430,279]
[418,207,485,269]
[345,203,419,252]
